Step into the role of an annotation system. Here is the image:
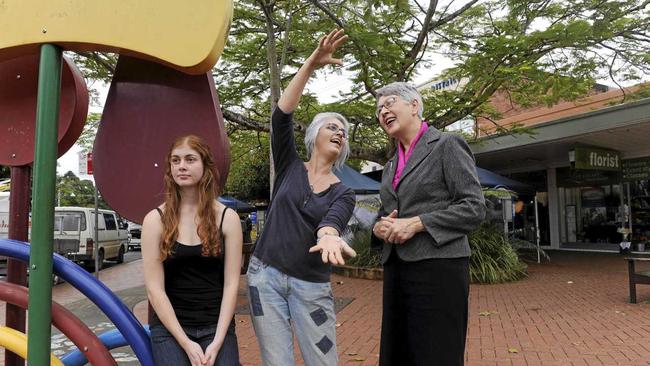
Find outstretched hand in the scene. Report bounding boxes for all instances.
[309,235,357,265]
[307,29,348,70]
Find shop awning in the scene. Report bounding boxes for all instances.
[473,98,650,173]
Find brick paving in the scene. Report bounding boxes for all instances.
[1,251,649,365]
[467,253,650,366]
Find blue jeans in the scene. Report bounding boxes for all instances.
[150,323,239,366]
[247,256,338,366]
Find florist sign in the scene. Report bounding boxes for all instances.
[570,147,621,171]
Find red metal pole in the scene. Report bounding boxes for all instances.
[5,165,31,366]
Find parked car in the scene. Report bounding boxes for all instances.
[53,207,128,269]
[128,222,142,251]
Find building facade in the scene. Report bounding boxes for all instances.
[473,95,650,253]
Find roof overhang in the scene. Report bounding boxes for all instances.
[472,98,650,173]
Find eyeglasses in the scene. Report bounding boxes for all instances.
[375,96,398,118]
[323,123,347,139]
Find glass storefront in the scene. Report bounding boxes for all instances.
[559,184,625,245]
[556,165,650,250]
[629,180,650,244]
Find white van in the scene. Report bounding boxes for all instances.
[54,207,128,269]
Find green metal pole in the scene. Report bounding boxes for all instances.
[27,44,62,365]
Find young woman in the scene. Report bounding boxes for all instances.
[246,29,357,366]
[142,135,243,366]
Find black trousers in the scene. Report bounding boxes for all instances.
[379,252,470,366]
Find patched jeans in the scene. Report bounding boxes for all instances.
[247,255,338,366]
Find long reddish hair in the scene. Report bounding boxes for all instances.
[160,135,222,259]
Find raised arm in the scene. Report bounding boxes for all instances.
[277,28,348,113]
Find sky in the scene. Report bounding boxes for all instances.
[56,81,109,180]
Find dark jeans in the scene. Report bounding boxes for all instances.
[379,252,470,366]
[150,323,239,366]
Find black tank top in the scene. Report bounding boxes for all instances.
[151,206,231,327]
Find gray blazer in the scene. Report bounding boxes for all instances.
[371,127,486,264]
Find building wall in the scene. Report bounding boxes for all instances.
[477,84,645,136]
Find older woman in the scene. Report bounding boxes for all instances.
[247,29,356,366]
[371,82,486,366]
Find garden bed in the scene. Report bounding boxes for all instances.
[332,264,383,280]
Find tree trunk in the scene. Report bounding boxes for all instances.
[259,0,282,197]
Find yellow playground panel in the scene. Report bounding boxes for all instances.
[0,0,233,74]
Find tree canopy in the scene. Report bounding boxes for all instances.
[214,0,649,163]
[56,171,109,209]
[64,0,649,200]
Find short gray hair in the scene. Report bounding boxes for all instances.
[304,112,350,169]
[376,82,424,119]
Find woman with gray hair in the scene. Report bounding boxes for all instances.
[247,29,357,366]
[371,81,486,365]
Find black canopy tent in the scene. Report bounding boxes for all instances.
[333,164,380,194]
[218,195,257,213]
[361,165,534,195]
[476,167,535,195]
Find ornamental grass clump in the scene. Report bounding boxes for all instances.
[469,222,528,284]
[346,229,382,268]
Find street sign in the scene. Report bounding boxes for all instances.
[79,151,93,175]
[87,152,93,175]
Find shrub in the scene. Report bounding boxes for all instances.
[469,222,528,284]
[342,221,530,285]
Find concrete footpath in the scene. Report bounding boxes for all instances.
[1,251,649,365]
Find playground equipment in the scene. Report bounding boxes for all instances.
[0,238,151,365]
[0,49,89,366]
[0,280,116,366]
[0,1,234,364]
[0,1,233,74]
[93,55,231,223]
[0,327,63,366]
[61,326,151,366]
